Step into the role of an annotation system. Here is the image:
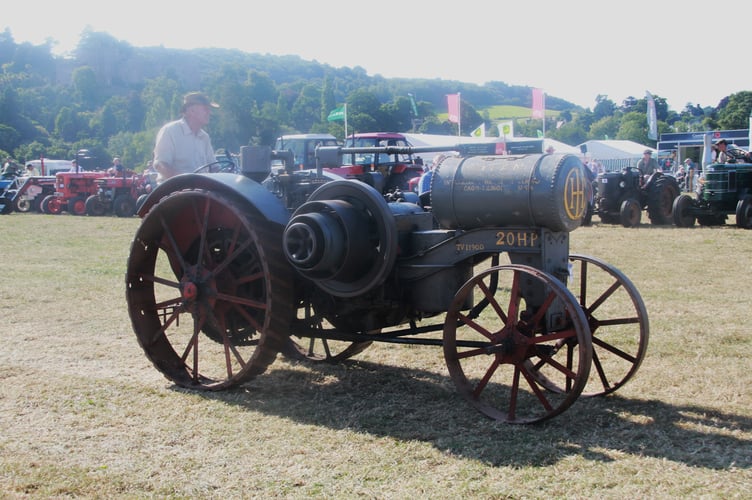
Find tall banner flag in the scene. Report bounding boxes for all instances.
[470,123,486,137]
[646,91,658,141]
[446,93,461,136]
[408,93,419,117]
[447,93,460,124]
[532,88,545,119]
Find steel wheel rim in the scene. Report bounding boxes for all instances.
[125,189,291,390]
[443,264,592,424]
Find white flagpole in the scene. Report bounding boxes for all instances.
[542,92,546,138]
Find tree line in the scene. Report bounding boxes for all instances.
[1,28,750,172]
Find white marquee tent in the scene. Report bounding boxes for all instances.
[578,140,653,171]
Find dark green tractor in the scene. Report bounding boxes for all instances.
[593,167,681,227]
[673,152,752,228]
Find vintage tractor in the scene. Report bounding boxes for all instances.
[339,132,426,193]
[41,171,105,215]
[85,173,149,217]
[593,167,680,227]
[126,145,649,424]
[4,175,57,213]
[673,151,752,228]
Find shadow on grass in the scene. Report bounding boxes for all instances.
[179,358,751,469]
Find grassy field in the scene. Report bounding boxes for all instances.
[0,212,750,499]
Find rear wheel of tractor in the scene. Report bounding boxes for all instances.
[14,196,31,213]
[85,195,108,216]
[672,194,696,227]
[443,264,592,424]
[647,176,679,225]
[619,198,641,227]
[113,194,135,217]
[735,195,752,229]
[125,189,295,390]
[68,196,87,216]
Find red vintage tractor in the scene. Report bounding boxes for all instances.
[85,172,149,217]
[40,171,105,215]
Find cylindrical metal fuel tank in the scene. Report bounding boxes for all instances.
[430,153,589,233]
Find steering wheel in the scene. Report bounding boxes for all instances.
[193,158,238,174]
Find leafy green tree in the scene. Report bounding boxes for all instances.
[72,66,99,110]
[321,74,336,124]
[291,83,323,132]
[108,130,154,170]
[550,123,588,146]
[89,103,118,139]
[0,124,20,152]
[593,95,616,120]
[616,111,653,144]
[204,64,257,150]
[589,116,620,141]
[14,140,69,163]
[716,91,752,130]
[54,107,79,142]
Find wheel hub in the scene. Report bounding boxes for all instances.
[179,266,216,311]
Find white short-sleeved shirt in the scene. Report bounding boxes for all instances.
[153,118,215,182]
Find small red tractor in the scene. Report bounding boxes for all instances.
[85,172,149,217]
[339,132,426,193]
[41,171,105,215]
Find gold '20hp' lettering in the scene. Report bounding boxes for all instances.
[495,230,539,247]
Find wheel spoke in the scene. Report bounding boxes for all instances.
[158,213,188,272]
[456,311,497,341]
[472,358,500,399]
[476,279,508,324]
[518,364,554,412]
[592,336,637,363]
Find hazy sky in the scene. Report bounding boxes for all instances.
[5,0,749,110]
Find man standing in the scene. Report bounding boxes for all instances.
[153,92,219,183]
[637,149,659,176]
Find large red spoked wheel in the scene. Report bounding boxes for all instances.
[125,189,294,390]
[566,254,649,396]
[443,264,592,424]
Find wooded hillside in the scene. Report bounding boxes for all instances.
[1,29,749,170]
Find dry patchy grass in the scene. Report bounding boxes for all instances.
[0,213,750,499]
